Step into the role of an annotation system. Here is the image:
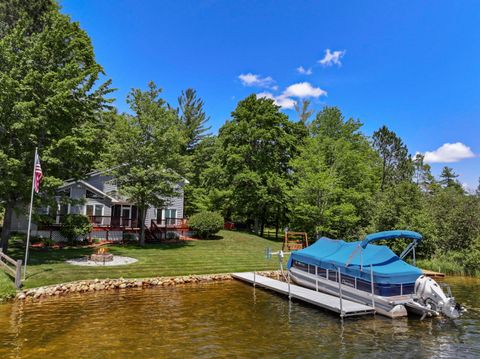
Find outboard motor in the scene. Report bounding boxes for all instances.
[414,275,460,319]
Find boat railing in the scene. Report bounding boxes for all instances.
[293,261,415,298]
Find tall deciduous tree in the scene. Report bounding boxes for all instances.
[289,107,379,239]
[0,0,112,252]
[205,94,299,235]
[102,82,186,245]
[372,125,413,191]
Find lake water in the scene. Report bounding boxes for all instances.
[0,277,479,358]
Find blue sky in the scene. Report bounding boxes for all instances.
[60,0,480,189]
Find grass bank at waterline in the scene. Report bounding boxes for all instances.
[0,271,16,301]
[417,257,480,277]
[5,230,283,291]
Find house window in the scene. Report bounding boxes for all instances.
[58,203,69,223]
[165,209,177,225]
[58,188,71,198]
[86,189,103,199]
[86,204,103,224]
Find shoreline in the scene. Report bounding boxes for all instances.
[10,270,281,303]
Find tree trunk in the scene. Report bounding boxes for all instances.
[139,207,146,246]
[381,157,387,192]
[1,201,14,253]
[275,218,279,240]
[260,221,265,238]
[254,217,259,235]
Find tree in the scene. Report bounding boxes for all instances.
[175,89,213,216]
[101,82,186,245]
[413,153,436,193]
[184,135,218,216]
[0,1,112,252]
[289,107,379,239]
[372,126,413,191]
[439,166,462,191]
[294,99,314,124]
[204,94,299,236]
[177,88,211,154]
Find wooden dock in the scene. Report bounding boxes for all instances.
[422,269,446,278]
[232,272,375,318]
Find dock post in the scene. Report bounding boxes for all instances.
[253,271,256,287]
[370,264,375,309]
[338,267,343,317]
[315,266,318,292]
[288,272,291,300]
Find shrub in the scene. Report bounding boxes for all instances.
[189,211,224,239]
[60,214,92,243]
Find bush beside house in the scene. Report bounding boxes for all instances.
[59,214,93,243]
[189,211,224,239]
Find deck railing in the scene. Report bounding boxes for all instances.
[37,215,188,231]
[151,218,188,228]
[87,216,140,228]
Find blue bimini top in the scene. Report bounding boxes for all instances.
[287,237,422,285]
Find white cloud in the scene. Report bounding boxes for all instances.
[238,73,275,88]
[284,82,327,98]
[318,49,346,67]
[256,92,296,110]
[423,142,476,163]
[296,66,312,75]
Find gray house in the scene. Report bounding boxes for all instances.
[11,170,188,241]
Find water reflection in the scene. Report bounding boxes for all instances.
[0,277,479,358]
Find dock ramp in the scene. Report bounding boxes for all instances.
[232,272,375,318]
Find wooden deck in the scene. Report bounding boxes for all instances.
[232,272,375,317]
[422,269,446,278]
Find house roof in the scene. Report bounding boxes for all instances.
[58,180,119,203]
[86,165,190,185]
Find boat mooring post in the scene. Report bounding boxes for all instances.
[338,267,344,317]
[288,271,292,300]
[315,265,318,292]
[253,270,256,287]
[370,264,375,309]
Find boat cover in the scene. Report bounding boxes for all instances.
[287,237,422,285]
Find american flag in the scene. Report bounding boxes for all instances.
[34,152,43,193]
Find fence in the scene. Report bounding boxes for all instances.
[0,249,22,288]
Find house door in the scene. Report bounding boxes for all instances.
[122,207,131,227]
[111,205,121,226]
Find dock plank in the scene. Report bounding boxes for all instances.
[422,269,446,278]
[232,272,375,317]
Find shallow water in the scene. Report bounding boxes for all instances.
[0,276,479,358]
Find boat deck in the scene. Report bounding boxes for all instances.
[232,272,375,318]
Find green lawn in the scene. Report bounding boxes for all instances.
[4,230,283,290]
[0,271,16,301]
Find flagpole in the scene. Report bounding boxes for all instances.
[23,147,37,280]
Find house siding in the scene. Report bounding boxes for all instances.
[9,170,187,239]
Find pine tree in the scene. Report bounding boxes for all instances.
[439,166,462,190]
[294,99,314,124]
[178,89,211,154]
[372,125,413,191]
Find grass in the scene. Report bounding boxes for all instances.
[0,271,16,301]
[3,230,283,290]
[417,257,479,277]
